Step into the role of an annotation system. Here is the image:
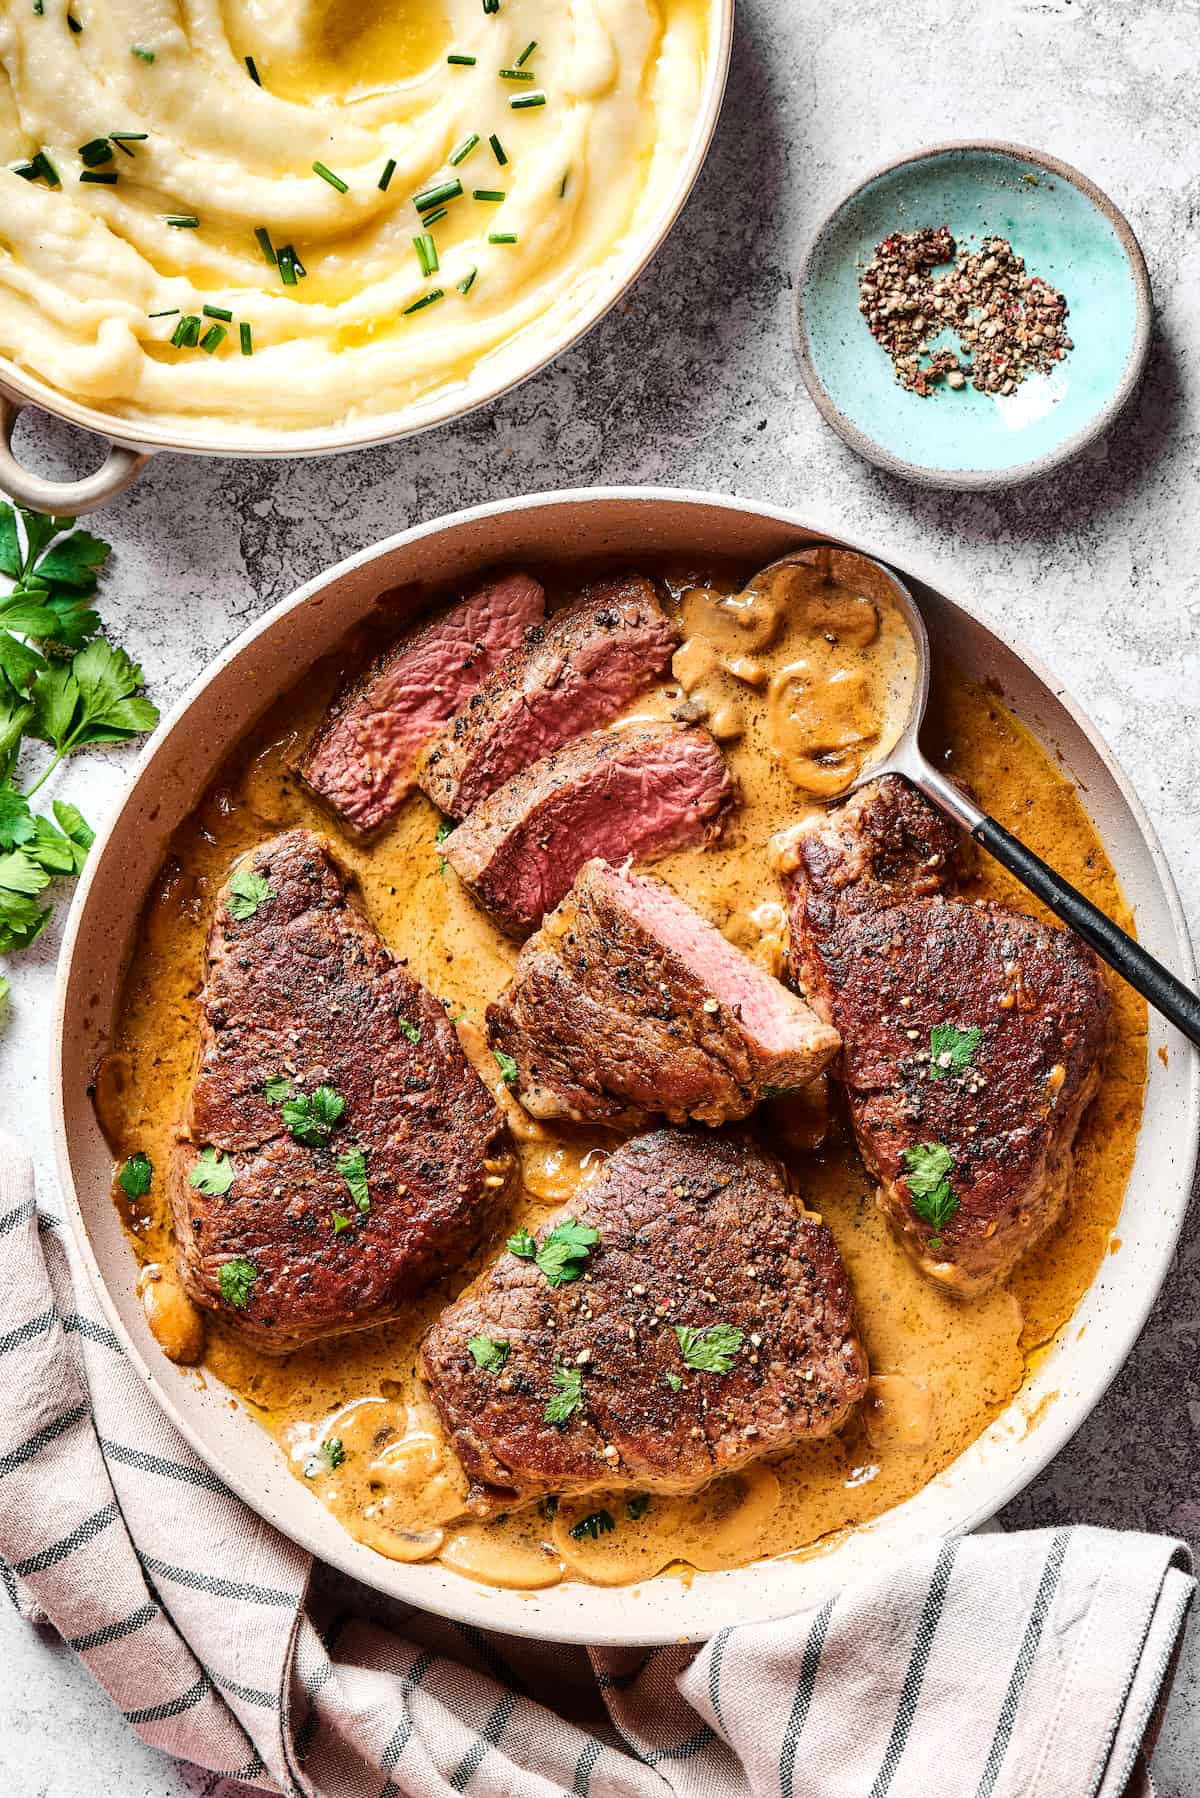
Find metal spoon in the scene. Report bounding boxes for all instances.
[762,545,1200,1048]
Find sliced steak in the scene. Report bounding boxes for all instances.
[420,1130,867,1508]
[442,722,734,937]
[299,571,544,834]
[415,576,678,817]
[487,859,841,1127]
[172,828,513,1353]
[784,777,1113,1294]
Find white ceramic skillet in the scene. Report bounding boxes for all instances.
[0,4,732,518]
[52,489,1199,1646]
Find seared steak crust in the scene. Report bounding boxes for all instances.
[416,576,678,818]
[786,779,1113,1293]
[299,571,544,835]
[420,1130,868,1508]
[487,859,840,1126]
[442,722,733,938]
[173,828,512,1352]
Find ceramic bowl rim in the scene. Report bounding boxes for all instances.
[792,139,1154,492]
[49,486,1198,1644]
[0,0,733,464]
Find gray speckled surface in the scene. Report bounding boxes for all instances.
[2,0,1200,1791]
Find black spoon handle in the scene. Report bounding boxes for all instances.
[973,815,1200,1048]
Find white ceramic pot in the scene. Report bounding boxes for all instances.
[0,5,733,517]
[52,488,1199,1645]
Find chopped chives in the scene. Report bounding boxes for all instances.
[414,177,462,212]
[420,206,448,226]
[413,232,439,277]
[12,162,37,180]
[499,68,534,81]
[404,288,444,314]
[131,44,155,61]
[202,303,233,321]
[482,0,500,13]
[171,314,201,347]
[33,1,43,13]
[245,54,261,84]
[289,246,307,277]
[447,52,476,65]
[67,12,81,29]
[111,132,148,141]
[199,323,226,354]
[378,158,396,192]
[31,151,59,186]
[166,214,199,227]
[489,133,507,165]
[79,138,114,166]
[473,189,505,202]
[449,133,480,166]
[80,170,118,185]
[148,307,179,318]
[254,225,276,265]
[516,39,537,65]
[313,160,348,194]
[457,267,477,295]
[240,320,253,355]
[510,91,546,109]
[488,232,517,244]
[559,168,569,197]
[278,245,297,285]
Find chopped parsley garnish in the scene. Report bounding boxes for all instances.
[493,1048,518,1085]
[118,1152,153,1200]
[131,45,155,63]
[398,1017,422,1045]
[218,1258,257,1309]
[569,1509,614,1541]
[449,134,480,166]
[324,1437,346,1468]
[331,1210,354,1235]
[263,1074,293,1104]
[244,54,261,84]
[226,867,273,920]
[901,1141,960,1242]
[281,1084,345,1148]
[489,133,508,165]
[467,1335,509,1372]
[336,1147,370,1213]
[507,1227,536,1258]
[544,1361,584,1426]
[313,160,348,194]
[674,1322,744,1375]
[303,1436,346,1478]
[626,1493,651,1521]
[929,1022,982,1079]
[189,1146,235,1197]
[534,1218,599,1288]
[664,1370,683,1392]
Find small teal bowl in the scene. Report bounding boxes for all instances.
[795,142,1152,490]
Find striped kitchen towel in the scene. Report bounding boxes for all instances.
[0,1141,1192,1798]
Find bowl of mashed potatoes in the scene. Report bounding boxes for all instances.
[0,0,731,510]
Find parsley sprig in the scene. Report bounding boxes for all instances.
[901,1141,961,1244]
[544,1361,584,1425]
[0,504,158,992]
[674,1322,744,1375]
[929,1022,982,1079]
[509,1217,599,1287]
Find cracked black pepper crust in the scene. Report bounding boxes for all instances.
[172,827,513,1353]
[419,1129,868,1511]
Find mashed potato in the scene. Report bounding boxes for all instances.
[0,0,710,437]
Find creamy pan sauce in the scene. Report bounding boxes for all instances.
[98,557,1144,1589]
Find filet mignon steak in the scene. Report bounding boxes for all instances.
[416,575,678,818]
[172,828,513,1352]
[785,777,1114,1294]
[441,722,734,938]
[299,571,544,835]
[420,1130,868,1508]
[487,858,841,1126]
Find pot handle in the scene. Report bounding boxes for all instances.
[0,392,150,516]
